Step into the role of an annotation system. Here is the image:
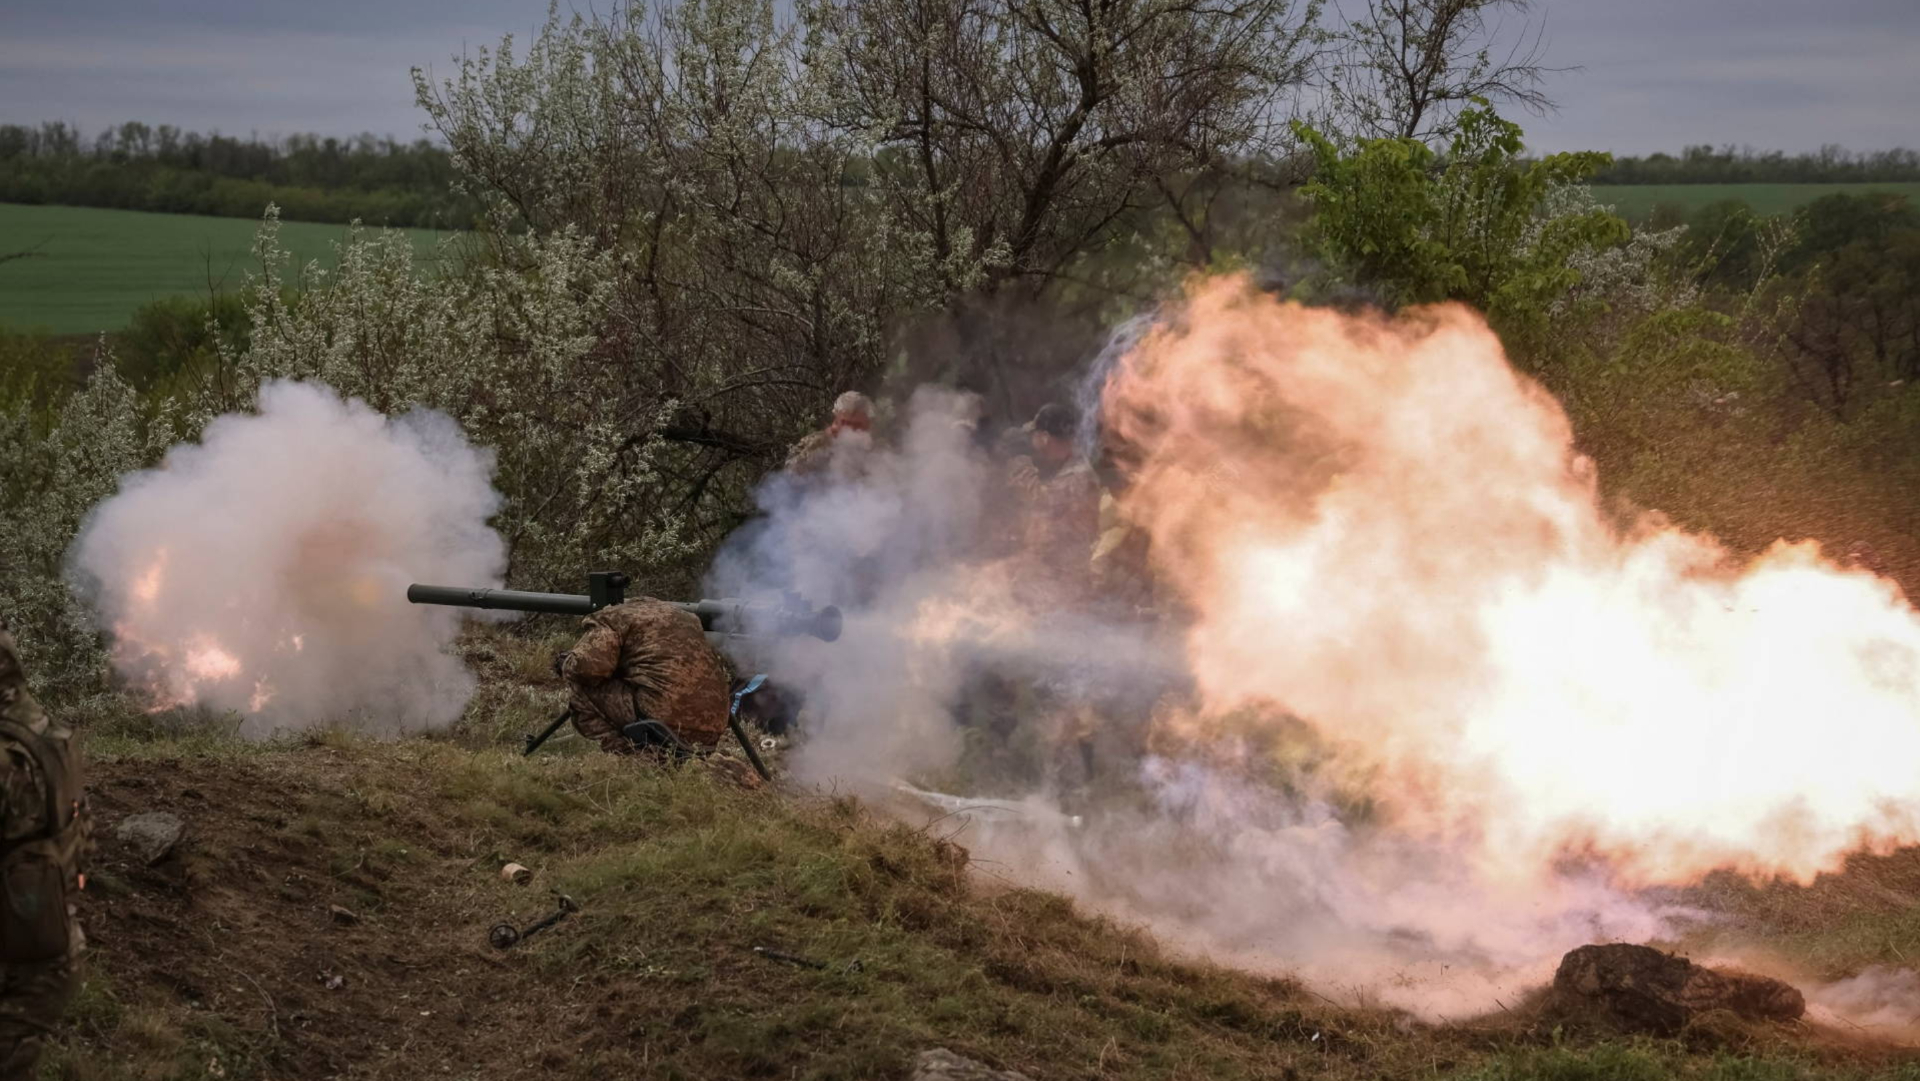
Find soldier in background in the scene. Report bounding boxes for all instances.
[785,391,876,481]
[1002,404,1104,801]
[0,616,88,1076]
[784,390,884,606]
[1005,403,1101,604]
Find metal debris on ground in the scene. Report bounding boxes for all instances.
[499,862,532,884]
[489,894,579,949]
[891,781,1085,829]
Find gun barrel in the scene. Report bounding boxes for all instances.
[406,584,599,616]
[406,581,840,643]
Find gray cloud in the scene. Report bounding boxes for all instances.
[1525,0,1920,154]
[0,0,1913,153]
[0,0,555,141]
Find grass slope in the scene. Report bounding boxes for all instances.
[52,729,1920,1081]
[0,203,455,335]
[40,631,1920,1080]
[1589,183,1920,221]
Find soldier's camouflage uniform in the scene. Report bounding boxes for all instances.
[561,600,732,753]
[1004,455,1101,607]
[0,625,87,1078]
[1001,455,1104,797]
[784,427,874,483]
[784,428,835,476]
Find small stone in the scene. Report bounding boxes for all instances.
[328,904,360,926]
[909,1049,1034,1081]
[114,812,185,865]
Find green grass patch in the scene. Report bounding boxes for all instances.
[0,202,459,334]
[1590,183,1920,221]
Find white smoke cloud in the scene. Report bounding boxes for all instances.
[708,386,992,784]
[70,380,505,733]
[1810,966,1920,1033]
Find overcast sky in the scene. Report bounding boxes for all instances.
[0,0,1914,156]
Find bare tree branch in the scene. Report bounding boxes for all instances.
[1327,0,1569,144]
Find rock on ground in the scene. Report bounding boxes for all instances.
[1553,943,1805,1034]
[113,811,186,865]
[909,1049,1034,1081]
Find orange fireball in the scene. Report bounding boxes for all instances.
[1102,276,1920,887]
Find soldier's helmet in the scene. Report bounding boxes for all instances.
[832,391,874,421]
[1031,403,1076,440]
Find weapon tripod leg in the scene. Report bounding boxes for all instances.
[729,714,772,782]
[524,709,574,757]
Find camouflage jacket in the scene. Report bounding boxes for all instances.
[784,427,874,483]
[561,600,732,747]
[1005,456,1101,603]
[0,627,87,963]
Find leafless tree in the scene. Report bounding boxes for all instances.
[803,0,1322,293]
[1326,0,1559,144]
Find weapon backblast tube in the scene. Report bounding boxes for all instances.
[406,585,599,616]
[407,578,841,643]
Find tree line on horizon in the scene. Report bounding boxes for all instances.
[3,114,1917,235]
[0,120,476,229]
[1591,144,1920,186]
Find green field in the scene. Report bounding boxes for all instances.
[6,188,1917,334]
[1590,181,1920,221]
[0,203,457,334]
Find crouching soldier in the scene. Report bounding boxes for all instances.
[557,600,761,786]
[0,617,88,1076]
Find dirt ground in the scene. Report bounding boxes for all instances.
[41,717,1920,1081]
[73,748,576,1079]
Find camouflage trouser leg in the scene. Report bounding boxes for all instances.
[568,710,638,756]
[0,952,75,1078]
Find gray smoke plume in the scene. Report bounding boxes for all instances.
[707,384,1187,788]
[70,380,504,734]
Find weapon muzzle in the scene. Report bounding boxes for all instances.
[802,604,843,643]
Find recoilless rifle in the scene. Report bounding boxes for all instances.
[407,571,840,778]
